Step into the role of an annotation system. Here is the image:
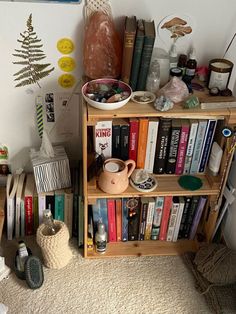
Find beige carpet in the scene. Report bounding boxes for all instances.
[0,237,212,314]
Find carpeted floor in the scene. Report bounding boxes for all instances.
[0,237,213,314]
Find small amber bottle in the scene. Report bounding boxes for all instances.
[185,48,197,80]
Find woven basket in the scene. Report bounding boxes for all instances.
[36,221,72,269]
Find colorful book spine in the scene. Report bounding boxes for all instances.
[159,196,172,241]
[38,194,46,225]
[165,119,181,174]
[121,16,137,84]
[172,196,185,242]
[198,120,217,173]
[129,19,145,91]
[183,120,199,174]
[138,197,149,240]
[144,198,155,240]
[153,118,172,174]
[136,118,149,169]
[151,196,164,240]
[175,120,190,175]
[190,120,208,174]
[128,118,139,162]
[122,198,129,241]
[128,197,140,241]
[25,195,33,236]
[136,20,156,90]
[189,196,207,240]
[107,199,117,242]
[20,199,25,237]
[144,119,159,173]
[115,198,122,242]
[92,198,108,236]
[94,121,112,158]
[54,192,65,221]
[166,196,180,242]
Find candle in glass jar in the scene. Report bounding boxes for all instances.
[208,58,233,90]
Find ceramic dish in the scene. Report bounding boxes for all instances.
[178,175,203,191]
[131,91,156,104]
[82,78,132,110]
[130,174,158,192]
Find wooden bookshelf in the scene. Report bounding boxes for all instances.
[82,91,236,259]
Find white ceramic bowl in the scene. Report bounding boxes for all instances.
[82,78,132,110]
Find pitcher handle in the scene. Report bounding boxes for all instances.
[125,159,136,178]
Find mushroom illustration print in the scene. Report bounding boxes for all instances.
[161,16,192,42]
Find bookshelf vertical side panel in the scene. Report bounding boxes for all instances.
[82,100,88,258]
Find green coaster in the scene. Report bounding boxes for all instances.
[178,175,203,191]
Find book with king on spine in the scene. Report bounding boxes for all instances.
[121,16,137,84]
[94,120,112,159]
[136,20,156,90]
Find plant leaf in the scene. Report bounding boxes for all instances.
[14,70,33,81]
[13,65,31,76]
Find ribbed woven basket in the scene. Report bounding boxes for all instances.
[36,221,72,269]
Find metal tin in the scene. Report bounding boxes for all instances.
[208,58,233,90]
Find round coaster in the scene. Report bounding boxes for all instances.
[130,174,158,192]
[178,175,203,191]
[131,91,156,104]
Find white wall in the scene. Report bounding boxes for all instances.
[1,0,236,172]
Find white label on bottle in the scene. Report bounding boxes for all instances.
[185,68,196,76]
[208,71,229,90]
[169,62,177,69]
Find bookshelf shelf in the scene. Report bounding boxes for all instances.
[86,239,198,258]
[87,174,219,204]
[82,90,236,259]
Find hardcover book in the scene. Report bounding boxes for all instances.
[120,121,130,161]
[153,118,172,174]
[144,118,159,173]
[115,198,122,242]
[54,189,65,221]
[189,196,207,240]
[151,196,164,240]
[175,119,190,175]
[183,196,200,238]
[138,197,149,240]
[159,196,172,241]
[144,197,155,240]
[172,196,185,242]
[24,173,35,236]
[198,119,217,173]
[64,188,73,238]
[190,120,208,174]
[165,119,181,174]
[136,20,156,90]
[92,198,108,236]
[94,120,112,159]
[183,120,199,174]
[129,19,145,91]
[107,199,117,242]
[136,117,149,169]
[121,16,137,84]
[128,118,139,162]
[6,173,20,240]
[15,173,26,238]
[166,196,180,242]
[178,196,192,239]
[122,198,129,241]
[112,122,121,159]
[128,197,140,241]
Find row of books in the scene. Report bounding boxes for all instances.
[5,168,83,244]
[93,117,217,175]
[89,195,207,243]
[121,16,156,91]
